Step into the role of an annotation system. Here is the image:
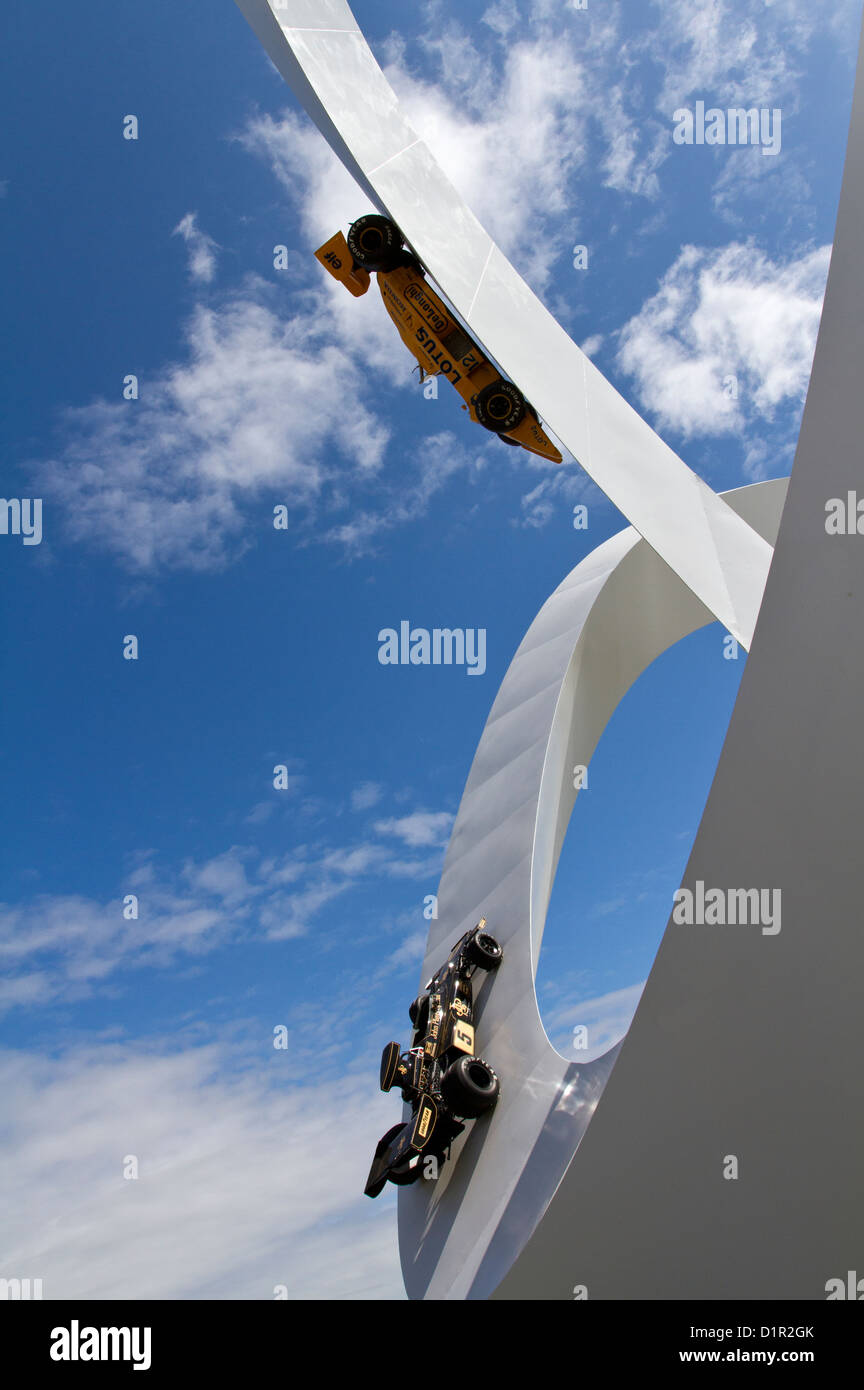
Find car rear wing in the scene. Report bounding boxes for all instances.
[314,231,370,297]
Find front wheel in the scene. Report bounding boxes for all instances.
[347,214,403,272]
[441,1055,500,1119]
[467,931,503,970]
[474,379,526,433]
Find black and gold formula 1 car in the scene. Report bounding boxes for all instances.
[315,215,562,464]
[364,918,503,1199]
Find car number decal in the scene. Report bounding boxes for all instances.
[452,1022,475,1054]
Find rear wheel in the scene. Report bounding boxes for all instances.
[441,1055,500,1119]
[474,379,526,433]
[409,992,430,1033]
[347,214,403,272]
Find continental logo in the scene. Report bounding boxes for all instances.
[404,282,449,334]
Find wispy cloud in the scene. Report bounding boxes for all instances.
[615,240,829,466]
[0,829,444,1011]
[0,1040,403,1299]
[543,980,646,1062]
[374,811,455,849]
[645,0,859,114]
[173,212,220,284]
[36,293,390,573]
[351,781,384,811]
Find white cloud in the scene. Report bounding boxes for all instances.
[387,930,428,970]
[580,334,604,358]
[173,212,219,284]
[482,0,520,37]
[0,1040,403,1299]
[36,115,485,577]
[710,142,813,228]
[644,0,856,114]
[544,980,645,1062]
[37,293,390,573]
[382,27,592,287]
[320,430,485,555]
[183,847,258,906]
[518,462,599,529]
[238,111,375,268]
[0,835,441,1010]
[374,811,454,849]
[642,0,860,212]
[615,241,829,453]
[351,781,384,811]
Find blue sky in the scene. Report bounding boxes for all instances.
[1,0,860,1299]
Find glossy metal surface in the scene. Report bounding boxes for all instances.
[233,0,774,650]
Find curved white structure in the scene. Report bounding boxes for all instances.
[398,478,786,1300]
[234,0,773,649]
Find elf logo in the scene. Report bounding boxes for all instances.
[50,1321,152,1371]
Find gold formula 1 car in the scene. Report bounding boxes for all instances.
[364,918,503,1199]
[315,215,562,463]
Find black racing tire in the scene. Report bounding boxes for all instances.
[409,992,430,1032]
[466,930,503,970]
[347,214,403,272]
[474,379,526,433]
[498,432,520,446]
[441,1055,500,1119]
[389,1155,423,1186]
